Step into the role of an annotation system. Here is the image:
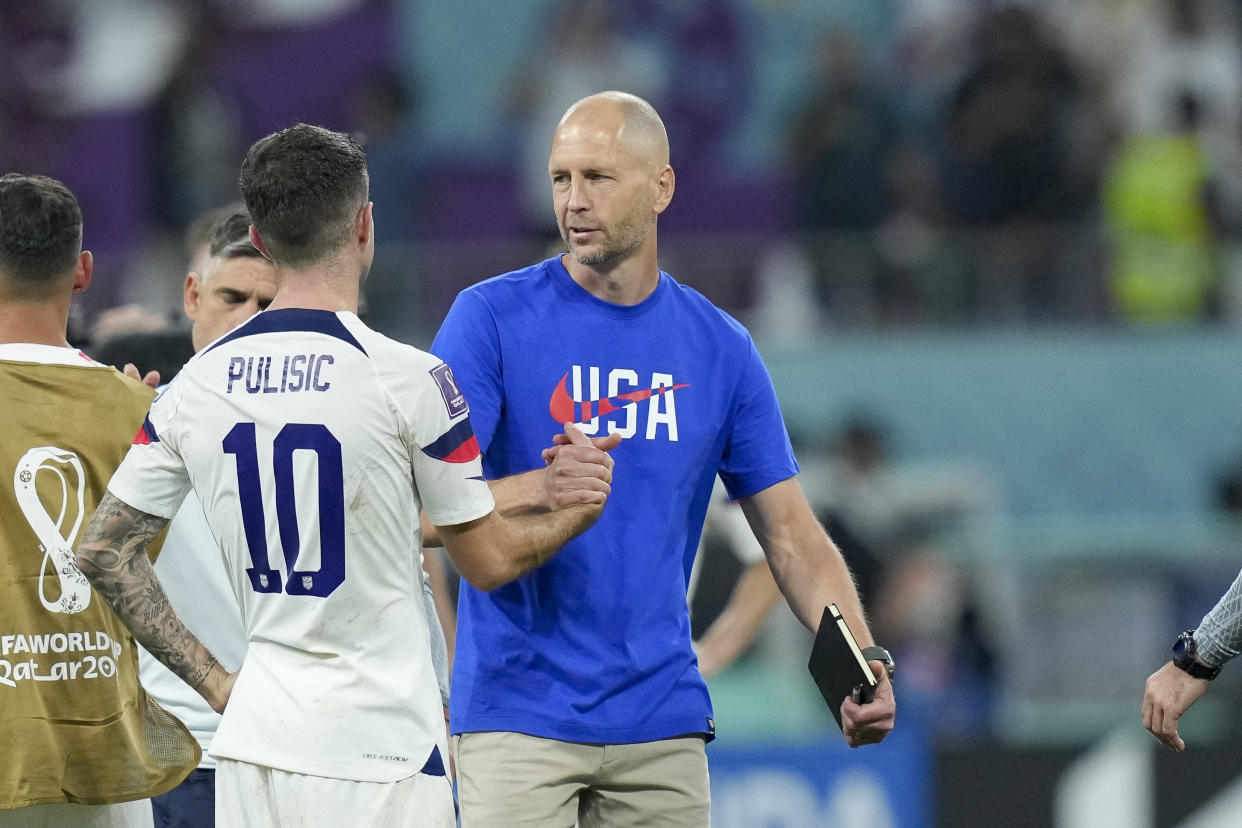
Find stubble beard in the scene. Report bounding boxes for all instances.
[563,206,653,268]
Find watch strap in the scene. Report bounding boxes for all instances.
[1183,659,1222,681]
[861,646,895,679]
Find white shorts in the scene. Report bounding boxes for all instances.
[215,758,455,827]
[0,799,152,828]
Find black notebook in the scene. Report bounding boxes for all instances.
[808,604,878,731]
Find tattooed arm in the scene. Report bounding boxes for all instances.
[76,491,236,713]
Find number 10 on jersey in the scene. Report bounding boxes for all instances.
[223,422,346,598]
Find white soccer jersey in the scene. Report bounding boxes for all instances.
[108,309,494,783]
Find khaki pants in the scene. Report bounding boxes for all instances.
[453,731,709,828]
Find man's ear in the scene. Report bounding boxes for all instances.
[653,165,675,216]
[249,225,274,261]
[357,202,374,246]
[71,250,93,294]
[183,271,202,321]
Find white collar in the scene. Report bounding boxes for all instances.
[0,343,100,367]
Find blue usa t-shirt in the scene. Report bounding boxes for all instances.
[432,256,798,744]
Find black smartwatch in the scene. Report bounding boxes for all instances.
[1172,630,1221,681]
[861,646,895,680]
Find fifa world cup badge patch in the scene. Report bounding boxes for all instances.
[431,363,469,418]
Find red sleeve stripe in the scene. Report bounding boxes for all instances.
[132,415,160,445]
[421,419,480,463]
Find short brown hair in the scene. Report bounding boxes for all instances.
[0,173,82,293]
[239,124,369,268]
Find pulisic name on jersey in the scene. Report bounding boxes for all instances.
[227,354,334,394]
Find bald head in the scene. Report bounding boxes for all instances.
[556,91,669,170]
[548,91,675,276]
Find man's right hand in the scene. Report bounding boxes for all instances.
[200,665,238,715]
[438,426,618,590]
[538,423,621,510]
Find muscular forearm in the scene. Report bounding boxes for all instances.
[1195,568,1242,667]
[771,529,872,644]
[76,492,230,710]
[422,470,565,548]
[488,469,553,515]
[440,502,601,592]
[740,480,874,645]
[488,503,598,585]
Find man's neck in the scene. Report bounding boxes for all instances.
[0,301,71,347]
[265,264,362,314]
[562,246,661,307]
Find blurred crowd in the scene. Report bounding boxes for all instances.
[4,0,1242,345]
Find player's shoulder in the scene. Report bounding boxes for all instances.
[43,348,159,407]
[456,257,558,306]
[342,317,448,391]
[664,273,753,343]
[365,335,444,376]
[337,314,432,366]
[80,365,159,418]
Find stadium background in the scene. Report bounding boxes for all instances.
[5,0,1242,824]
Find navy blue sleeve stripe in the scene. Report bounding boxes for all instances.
[421,418,479,462]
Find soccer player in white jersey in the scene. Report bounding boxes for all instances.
[138,206,458,828]
[76,124,617,828]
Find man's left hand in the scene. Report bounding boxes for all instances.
[122,362,160,389]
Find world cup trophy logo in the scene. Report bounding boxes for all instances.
[14,447,91,614]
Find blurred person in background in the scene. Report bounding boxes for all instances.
[635,0,748,172]
[346,69,428,339]
[148,5,243,240]
[1102,92,1225,323]
[1103,0,1242,324]
[870,545,997,739]
[812,416,990,567]
[936,5,1095,323]
[508,0,666,243]
[813,414,1000,737]
[0,172,199,827]
[91,204,238,381]
[688,481,783,679]
[788,27,901,328]
[432,91,894,827]
[348,69,422,243]
[1113,0,1242,159]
